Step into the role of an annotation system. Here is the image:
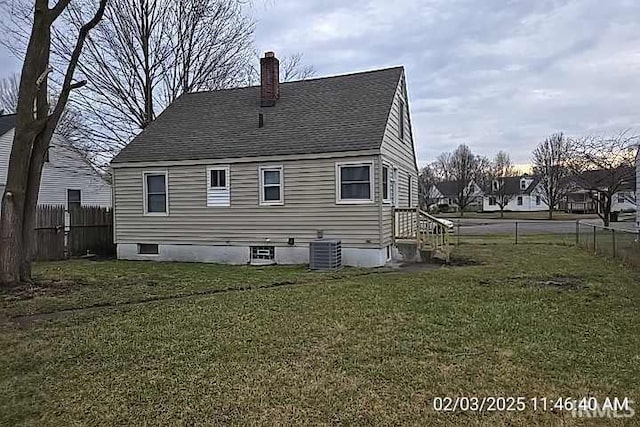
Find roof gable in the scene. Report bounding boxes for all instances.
[112,67,404,164]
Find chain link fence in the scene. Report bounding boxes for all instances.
[576,222,640,270]
[451,219,640,269]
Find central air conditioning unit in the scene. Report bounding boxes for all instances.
[309,239,342,271]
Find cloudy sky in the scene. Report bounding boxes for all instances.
[2,0,639,166]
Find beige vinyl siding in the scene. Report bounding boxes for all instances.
[380,72,419,246]
[114,155,383,248]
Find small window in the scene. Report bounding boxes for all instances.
[536,195,541,205]
[138,243,158,255]
[337,162,373,203]
[259,166,283,205]
[251,246,274,261]
[210,169,227,188]
[67,189,81,210]
[618,193,625,203]
[382,165,390,202]
[493,180,499,191]
[144,172,168,214]
[488,196,497,206]
[517,196,523,206]
[520,180,527,190]
[398,99,405,140]
[207,166,230,207]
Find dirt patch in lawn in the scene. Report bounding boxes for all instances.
[531,275,587,291]
[0,280,74,302]
[448,255,483,267]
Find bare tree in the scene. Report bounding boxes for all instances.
[242,51,316,86]
[487,151,517,218]
[280,53,316,82]
[532,133,572,219]
[0,71,105,175]
[0,74,19,113]
[568,131,638,226]
[441,144,485,217]
[418,164,439,209]
[0,0,108,285]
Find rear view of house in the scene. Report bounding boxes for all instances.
[110,52,420,267]
[0,113,111,209]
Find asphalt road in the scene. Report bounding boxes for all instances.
[451,218,638,235]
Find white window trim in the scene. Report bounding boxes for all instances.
[142,170,169,216]
[335,161,375,204]
[206,165,230,207]
[259,165,284,206]
[207,166,230,190]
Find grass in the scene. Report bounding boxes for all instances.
[0,261,371,317]
[1,245,640,425]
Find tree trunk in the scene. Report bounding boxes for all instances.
[548,208,553,220]
[0,2,50,286]
[500,209,504,219]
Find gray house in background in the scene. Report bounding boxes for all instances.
[0,114,111,209]
[110,52,419,267]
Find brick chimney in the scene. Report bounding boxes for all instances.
[260,51,280,107]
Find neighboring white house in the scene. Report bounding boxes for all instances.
[110,53,420,267]
[0,114,111,209]
[482,175,548,212]
[427,180,483,212]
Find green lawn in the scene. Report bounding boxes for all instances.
[1,245,639,426]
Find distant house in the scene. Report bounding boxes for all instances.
[562,168,636,215]
[0,114,111,209]
[482,175,547,212]
[109,53,419,267]
[427,180,483,212]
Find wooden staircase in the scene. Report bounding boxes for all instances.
[393,207,454,262]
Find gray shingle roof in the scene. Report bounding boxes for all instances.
[0,114,16,138]
[111,67,404,164]
[487,176,541,195]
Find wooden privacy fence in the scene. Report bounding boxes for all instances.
[32,205,65,261]
[32,205,115,261]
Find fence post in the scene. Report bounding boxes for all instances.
[515,221,518,245]
[575,220,580,247]
[457,222,461,246]
[612,228,616,259]
[593,225,597,253]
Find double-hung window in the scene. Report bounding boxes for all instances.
[259,166,283,205]
[337,162,373,203]
[67,189,81,210]
[207,166,230,207]
[143,172,168,215]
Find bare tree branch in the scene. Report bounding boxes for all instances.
[532,132,573,219]
[568,131,638,225]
